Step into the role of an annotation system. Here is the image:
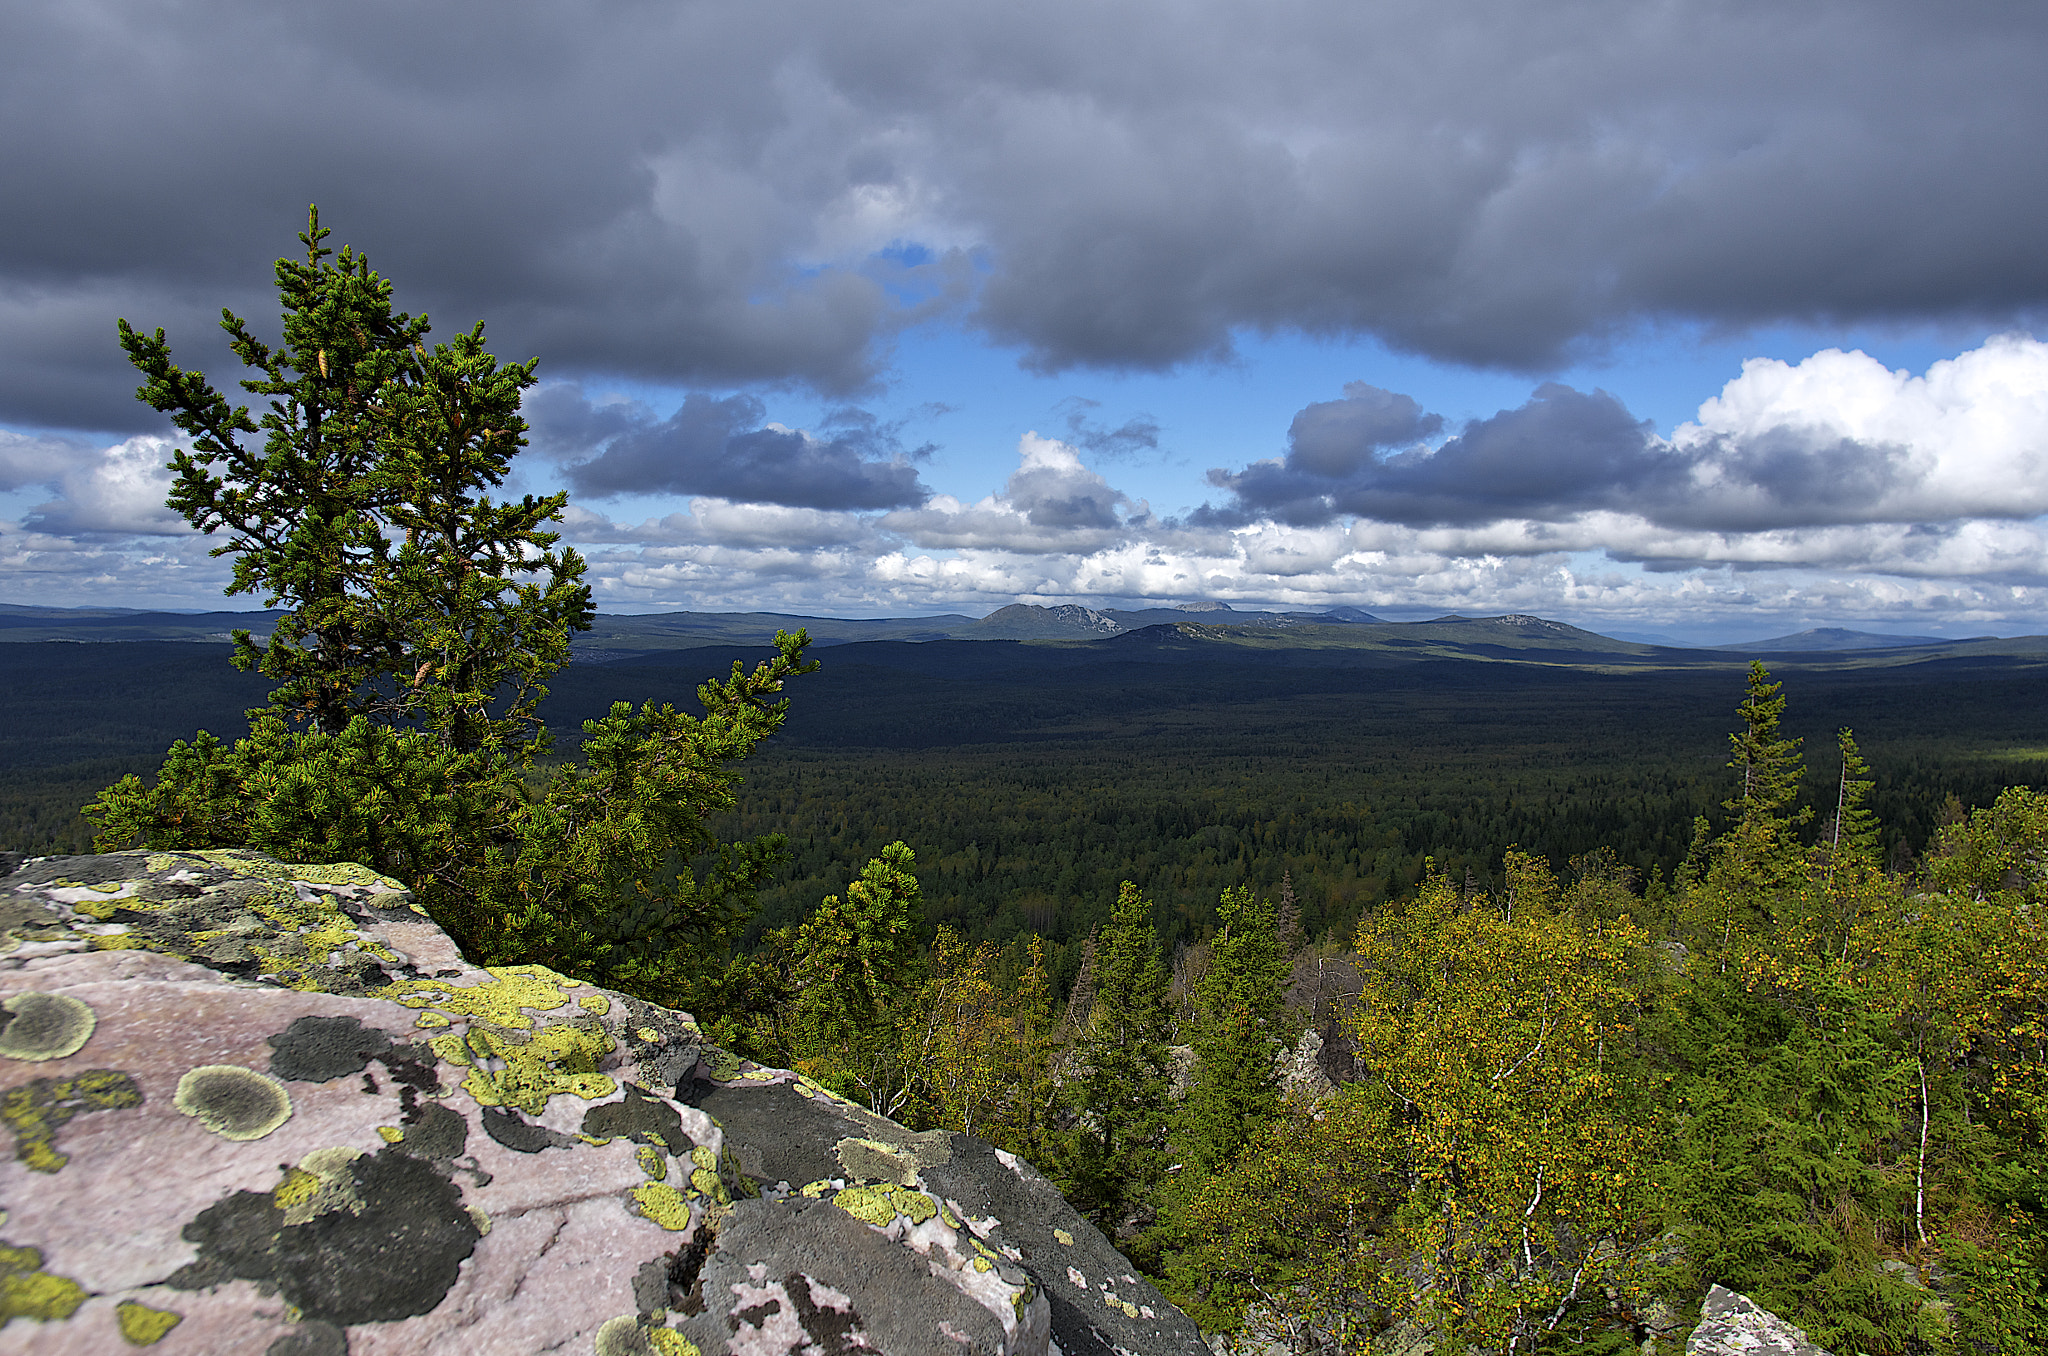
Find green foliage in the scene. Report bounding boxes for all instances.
[117,206,589,750]
[87,211,816,1002]
[781,841,928,1115]
[1059,881,1176,1233]
[1165,1085,1397,1343]
[1176,884,1289,1177]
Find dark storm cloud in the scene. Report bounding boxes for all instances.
[1207,381,1934,533]
[6,0,2048,431]
[1214,384,1662,526]
[546,387,930,511]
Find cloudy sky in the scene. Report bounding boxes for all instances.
[4,0,2047,642]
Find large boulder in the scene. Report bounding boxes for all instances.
[1685,1285,1833,1356]
[0,851,1207,1356]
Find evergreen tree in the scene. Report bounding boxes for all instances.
[784,842,926,1116]
[117,207,588,749]
[90,209,816,1000]
[1717,661,1812,889]
[1059,881,1175,1233]
[1176,885,1289,1177]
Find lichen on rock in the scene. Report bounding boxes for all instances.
[0,849,1204,1355]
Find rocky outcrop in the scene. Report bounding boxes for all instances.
[0,850,1207,1356]
[1686,1285,1833,1356]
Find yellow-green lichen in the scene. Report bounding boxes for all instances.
[453,1024,617,1114]
[0,992,97,1061]
[689,1145,718,1172]
[4,1068,144,1172]
[630,1181,694,1231]
[271,1148,365,1226]
[115,1300,183,1345]
[649,1329,702,1356]
[799,1179,832,1198]
[396,967,621,1112]
[0,1242,87,1323]
[1053,1227,1074,1245]
[832,1184,937,1228]
[636,1145,667,1180]
[635,1027,660,1042]
[689,1167,725,1202]
[704,1047,742,1081]
[376,1126,405,1144]
[383,965,577,1030]
[174,1065,292,1141]
[598,1315,702,1356]
[578,993,611,1016]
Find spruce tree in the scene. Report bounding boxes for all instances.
[1177,885,1289,1176]
[1059,881,1175,1232]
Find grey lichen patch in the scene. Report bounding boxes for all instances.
[175,1064,292,1141]
[0,992,96,1061]
[171,1145,481,1326]
[583,1082,690,1150]
[835,1136,917,1186]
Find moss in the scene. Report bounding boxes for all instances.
[174,1065,292,1141]
[0,1242,87,1323]
[115,1300,184,1345]
[629,1181,694,1231]
[0,993,97,1062]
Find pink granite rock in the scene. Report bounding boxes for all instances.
[0,851,1203,1356]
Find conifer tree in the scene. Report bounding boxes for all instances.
[117,207,588,750]
[1059,881,1175,1232]
[1716,661,1812,889]
[785,841,926,1116]
[89,209,817,1000]
[1177,885,1289,1176]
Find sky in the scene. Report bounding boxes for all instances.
[3,0,2047,644]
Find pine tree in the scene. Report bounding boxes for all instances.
[90,209,817,998]
[117,206,588,750]
[786,842,926,1116]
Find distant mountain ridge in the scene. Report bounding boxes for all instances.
[4,601,2042,671]
[1723,627,1983,652]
